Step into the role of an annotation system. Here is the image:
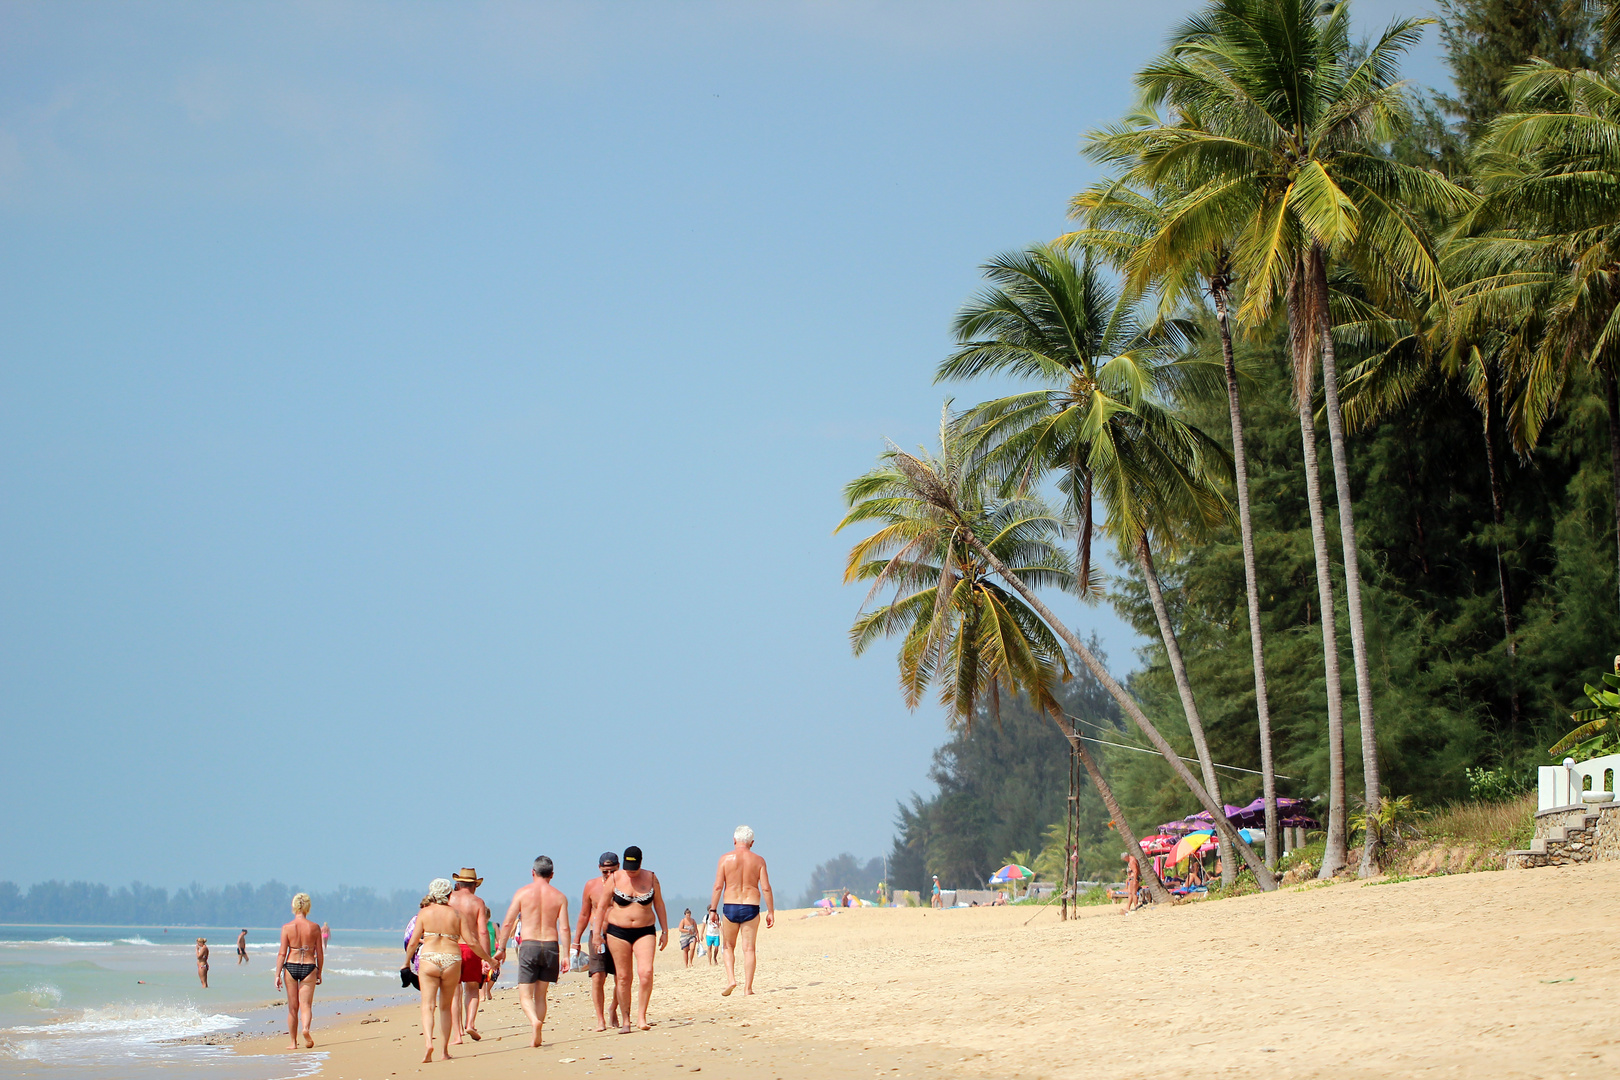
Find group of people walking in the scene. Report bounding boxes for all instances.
[392,826,775,1064]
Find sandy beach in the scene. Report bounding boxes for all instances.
[233,862,1620,1079]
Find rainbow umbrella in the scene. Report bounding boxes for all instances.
[987,864,1034,884]
[1172,831,1214,864]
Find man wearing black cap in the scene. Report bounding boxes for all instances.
[572,851,620,1032]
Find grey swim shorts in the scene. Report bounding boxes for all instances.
[517,940,560,985]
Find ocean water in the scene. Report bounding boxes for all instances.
[0,925,411,1079]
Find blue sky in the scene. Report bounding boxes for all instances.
[0,0,1447,906]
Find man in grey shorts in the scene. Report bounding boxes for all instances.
[495,856,571,1048]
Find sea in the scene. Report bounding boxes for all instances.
[0,925,413,1079]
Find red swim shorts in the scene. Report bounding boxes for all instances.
[459,944,482,983]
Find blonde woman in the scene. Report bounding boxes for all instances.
[275,893,324,1049]
[406,878,492,1063]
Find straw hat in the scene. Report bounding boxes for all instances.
[452,867,484,886]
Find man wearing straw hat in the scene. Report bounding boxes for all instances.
[449,868,492,1043]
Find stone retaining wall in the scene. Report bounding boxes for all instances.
[1508,802,1620,868]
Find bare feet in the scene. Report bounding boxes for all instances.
[638,1023,651,1031]
[531,1023,542,1048]
[302,1033,314,1048]
[594,1023,607,1032]
[422,1048,434,1063]
[720,983,735,996]
[452,1033,464,1045]
[467,1027,481,1042]
[618,1023,632,1034]
[287,1042,299,1050]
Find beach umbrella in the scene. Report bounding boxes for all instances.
[1138,834,1177,855]
[1172,831,1214,864]
[987,864,1034,884]
[814,897,834,908]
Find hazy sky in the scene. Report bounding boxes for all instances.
[0,0,1445,907]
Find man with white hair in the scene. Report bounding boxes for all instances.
[706,824,774,997]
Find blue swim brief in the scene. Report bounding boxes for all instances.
[721,903,760,924]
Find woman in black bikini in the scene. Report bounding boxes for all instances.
[275,893,324,1050]
[591,845,668,1033]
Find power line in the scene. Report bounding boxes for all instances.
[1062,712,1298,781]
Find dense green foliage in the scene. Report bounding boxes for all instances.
[842,0,1620,892]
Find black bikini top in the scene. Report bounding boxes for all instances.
[612,888,655,907]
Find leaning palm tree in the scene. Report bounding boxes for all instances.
[867,442,1278,890]
[1119,0,1476,875]
[937,243,1243,885]
[836,415,1179,904]
[1069,114,1283,869]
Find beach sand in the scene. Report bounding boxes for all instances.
[236,861,1620,1079]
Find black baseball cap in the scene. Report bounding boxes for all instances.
[598,851,620,868]
[622,846,643,870]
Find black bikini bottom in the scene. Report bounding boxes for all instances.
[605,923,657,944]
[285,962,317,983]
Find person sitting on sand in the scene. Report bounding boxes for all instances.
[195,938,209,988]
[706,824,775,997]
[275,893,324,1049]
[494,855,572,1049]
[405,877,492,1064]
[448,868,492,1043]
[573,851,621,1032]
[677,909,698,967]
[237,929,249,964]
[591,845,668,1034]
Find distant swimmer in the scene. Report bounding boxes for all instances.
[573,852,621,1032]
[275,893,324,1049]
[591,845,668,1033]
[448,868,493,1043]
[236,929,249,964]
[495,856,572,1048]
[195,937,209,988]
[707,825,775,997]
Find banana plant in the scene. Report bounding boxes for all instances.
[1549,656,1620,759]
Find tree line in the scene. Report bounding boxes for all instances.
[837,0,1620,898]
[0,879,422,929]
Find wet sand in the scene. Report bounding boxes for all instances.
[236,861,1620,1078]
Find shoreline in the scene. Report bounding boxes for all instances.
[225,865,1620,1078]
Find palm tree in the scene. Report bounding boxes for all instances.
[836,416,1180,904]
[1119,0,1475,875]
[1070,115,1283,869]
[936,244,1241,885]
[1450,59,1620,619]
[858,437,1280,890]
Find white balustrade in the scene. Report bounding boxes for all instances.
[1537,754,1620,811]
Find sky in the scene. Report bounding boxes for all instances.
[0,0,1448,909]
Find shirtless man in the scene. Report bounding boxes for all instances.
[448,868,492,1043]
[195,938,209,988]
[706,825,774,997]
[495,856,571,1047]
[236,929,249,964]
[573,851,620,1031]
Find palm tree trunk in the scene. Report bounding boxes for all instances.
[1214,281,1279,869]
[1311,249,1379,878]
[1060,726,1174,905]
[1294,348,1349,878]
[1482,366,1521,732]
[954,529,1278,891]
[1607,366,1620,620]
[1135,533,1234,887]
